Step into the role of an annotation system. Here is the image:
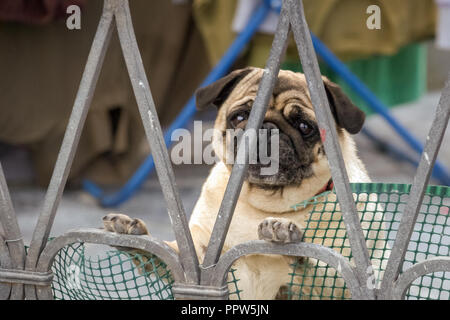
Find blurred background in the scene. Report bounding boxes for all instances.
[0,0,449,242]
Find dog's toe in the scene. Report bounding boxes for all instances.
[128,218,149,235]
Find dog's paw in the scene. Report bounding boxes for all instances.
[258,217,303,243]
[102,213,149,235]
[102,213,159,275]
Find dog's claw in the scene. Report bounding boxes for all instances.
[258,217,303,243]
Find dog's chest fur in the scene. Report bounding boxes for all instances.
[189,162,311,249]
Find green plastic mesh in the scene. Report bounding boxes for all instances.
[49,183,449,300]
[51,244,242,300]
[51,243,174,300]
[288,183,450,300]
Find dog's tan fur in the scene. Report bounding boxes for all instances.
[103,68,389,300]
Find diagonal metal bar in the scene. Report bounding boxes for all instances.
[379,74,450,299]
[200,3,291,284]
[24,0,116,297]
[0,163,26,299]
[114,0,200,283]
[287,0,375,299]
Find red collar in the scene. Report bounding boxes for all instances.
[315,179,334,196]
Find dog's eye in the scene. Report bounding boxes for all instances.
[229,110,249,128]
[299,122,313,136]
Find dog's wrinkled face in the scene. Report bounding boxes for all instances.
[196,67,365,189]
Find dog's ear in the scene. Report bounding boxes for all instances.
[195,67,253,110]
[322,77,365,134]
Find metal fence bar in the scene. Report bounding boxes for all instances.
[114,0,200,283]
[212,240,366,299]
[0,0,448,301]
[380,74,450,299]
[200,3,291,282]
[287,0,375,299]
[0,163,26,299]
[0,234,12,299]
[391,257,450,300]
[23,1,116,299]
[34,228,186,300]
[0,164,25,269]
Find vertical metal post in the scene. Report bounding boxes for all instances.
[380,74,450,299]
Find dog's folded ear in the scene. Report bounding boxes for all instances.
[322,77,366,134]
[195,67,254,110]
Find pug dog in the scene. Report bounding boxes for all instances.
[102,67,389,299]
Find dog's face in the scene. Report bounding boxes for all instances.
[196,67,365,189]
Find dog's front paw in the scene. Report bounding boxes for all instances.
[102,213,159,275]
[102,213,149,235]
[258,218,303,243]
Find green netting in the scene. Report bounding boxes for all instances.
[51,243,242,300]
[288,183,450,300]
[51,243,174,300]
[49,183,449,300]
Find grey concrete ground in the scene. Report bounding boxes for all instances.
[1,89,448,245]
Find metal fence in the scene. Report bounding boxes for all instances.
[0,0,449,300]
